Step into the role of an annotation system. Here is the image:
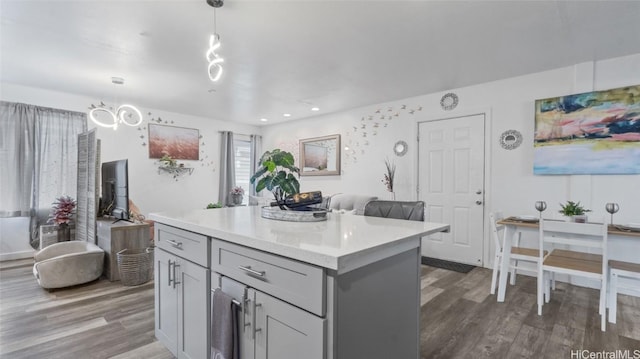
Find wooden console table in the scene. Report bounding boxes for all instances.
[96,219,150,281]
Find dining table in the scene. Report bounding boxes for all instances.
[495,217,640,302]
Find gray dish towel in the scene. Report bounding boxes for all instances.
[211,288,239,359]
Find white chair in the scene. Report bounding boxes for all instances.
[489,212,546,295]
[33,241,104,289]
[608,260,640,324]
[537,220,608,331]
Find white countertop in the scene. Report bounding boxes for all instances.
[150,206,449,274]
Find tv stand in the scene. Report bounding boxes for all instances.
[111,218,134,225]
[96,219,150,281]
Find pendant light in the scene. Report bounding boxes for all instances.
[206,0,224,82]
[89,77,142,131]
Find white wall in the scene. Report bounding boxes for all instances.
[261,53,640,269]
[0,83,260,259]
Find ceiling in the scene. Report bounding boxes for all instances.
[2,1,640,126]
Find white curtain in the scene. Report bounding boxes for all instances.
[218,131,235,206]
[249,134,262,199]
[0,101,87,248]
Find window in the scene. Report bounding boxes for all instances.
[233,138,251,205]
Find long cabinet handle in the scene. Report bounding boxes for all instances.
[238,265,265,277]
[243,289,250,333]
[167,260,174,287]
[252,297,262,340]
[173,263,181,288]
[166,239,183,248]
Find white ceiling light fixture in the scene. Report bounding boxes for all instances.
[311,107,320,112]
[206,0,224,82]
[89,77,142,131]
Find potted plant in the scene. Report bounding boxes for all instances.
[250,149,300,208]
[48,195,76,241]
[558,200,591,223]
[230,186,245,205]
[206,202,223,209]
[160,154,177,167]
[382,158,396,200]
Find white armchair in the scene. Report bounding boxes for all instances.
[33,241,104,289]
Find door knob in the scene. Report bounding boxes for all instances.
[476,200,483,205]
[476,190,482,195]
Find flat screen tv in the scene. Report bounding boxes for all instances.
[100,159,129,222]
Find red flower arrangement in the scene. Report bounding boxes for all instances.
[48,196,77,225]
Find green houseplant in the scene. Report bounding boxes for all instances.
[206,202,223,209]
[558,200,591,222]
[250,149,300,207]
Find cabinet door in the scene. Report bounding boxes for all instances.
[177,258,209,359]
[254,290,326,359]
[155,249,178,357]
[221,278,255,359]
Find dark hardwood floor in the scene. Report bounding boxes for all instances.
[1,259,638,358]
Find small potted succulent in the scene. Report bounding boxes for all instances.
[558,200,591,223]
[230,186,245,205]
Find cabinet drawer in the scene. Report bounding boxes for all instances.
[156,223,209,267]
[212,240,325,316]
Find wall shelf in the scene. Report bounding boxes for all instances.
[158,166,194,179]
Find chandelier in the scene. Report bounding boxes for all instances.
[206,0,224,82]
[89,77,142,131]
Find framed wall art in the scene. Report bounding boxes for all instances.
[148,124,200,160]
[534,85,640,174]
[299,134,341,176]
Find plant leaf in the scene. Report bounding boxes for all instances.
[264,160,276,172]
[255,177,267,193]
[250,166,268,184]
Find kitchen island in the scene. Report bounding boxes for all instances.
[150,206,449,359]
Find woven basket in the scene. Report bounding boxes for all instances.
[116,247,154,286]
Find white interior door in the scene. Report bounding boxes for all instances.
[418,114,485,266]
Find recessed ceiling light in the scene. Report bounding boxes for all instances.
[260,118,268,122]
[311,107,320,112]
[283,113,291,117]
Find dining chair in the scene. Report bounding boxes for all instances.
[363,200,424,221]
[608,260,640,324]
[489,212,546,295]
[537,219,608,331]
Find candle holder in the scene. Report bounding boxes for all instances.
[535,201,547,219]
[605,203,619,225]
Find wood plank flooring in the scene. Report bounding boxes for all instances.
[1,259,638,358]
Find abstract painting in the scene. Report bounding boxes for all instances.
[300,134,341,176]
[148,124,200,160]
[534,85,640,174]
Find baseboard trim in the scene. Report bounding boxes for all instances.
[0,250,35,262]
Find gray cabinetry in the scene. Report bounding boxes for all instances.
[154,223,210,359]
[154,248,178,355]
[254,289,324,359]
[217,276,324,359]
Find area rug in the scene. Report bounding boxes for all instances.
[421,257,475,273]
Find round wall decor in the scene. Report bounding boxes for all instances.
[440,93,459,111]
[393,140,408,156]
[499,130,523,150]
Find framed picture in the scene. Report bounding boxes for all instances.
[534,85,640,174]
[299,134,341,176]
[148,124,200,160]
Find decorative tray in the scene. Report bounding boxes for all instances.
[261,206,328,222]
